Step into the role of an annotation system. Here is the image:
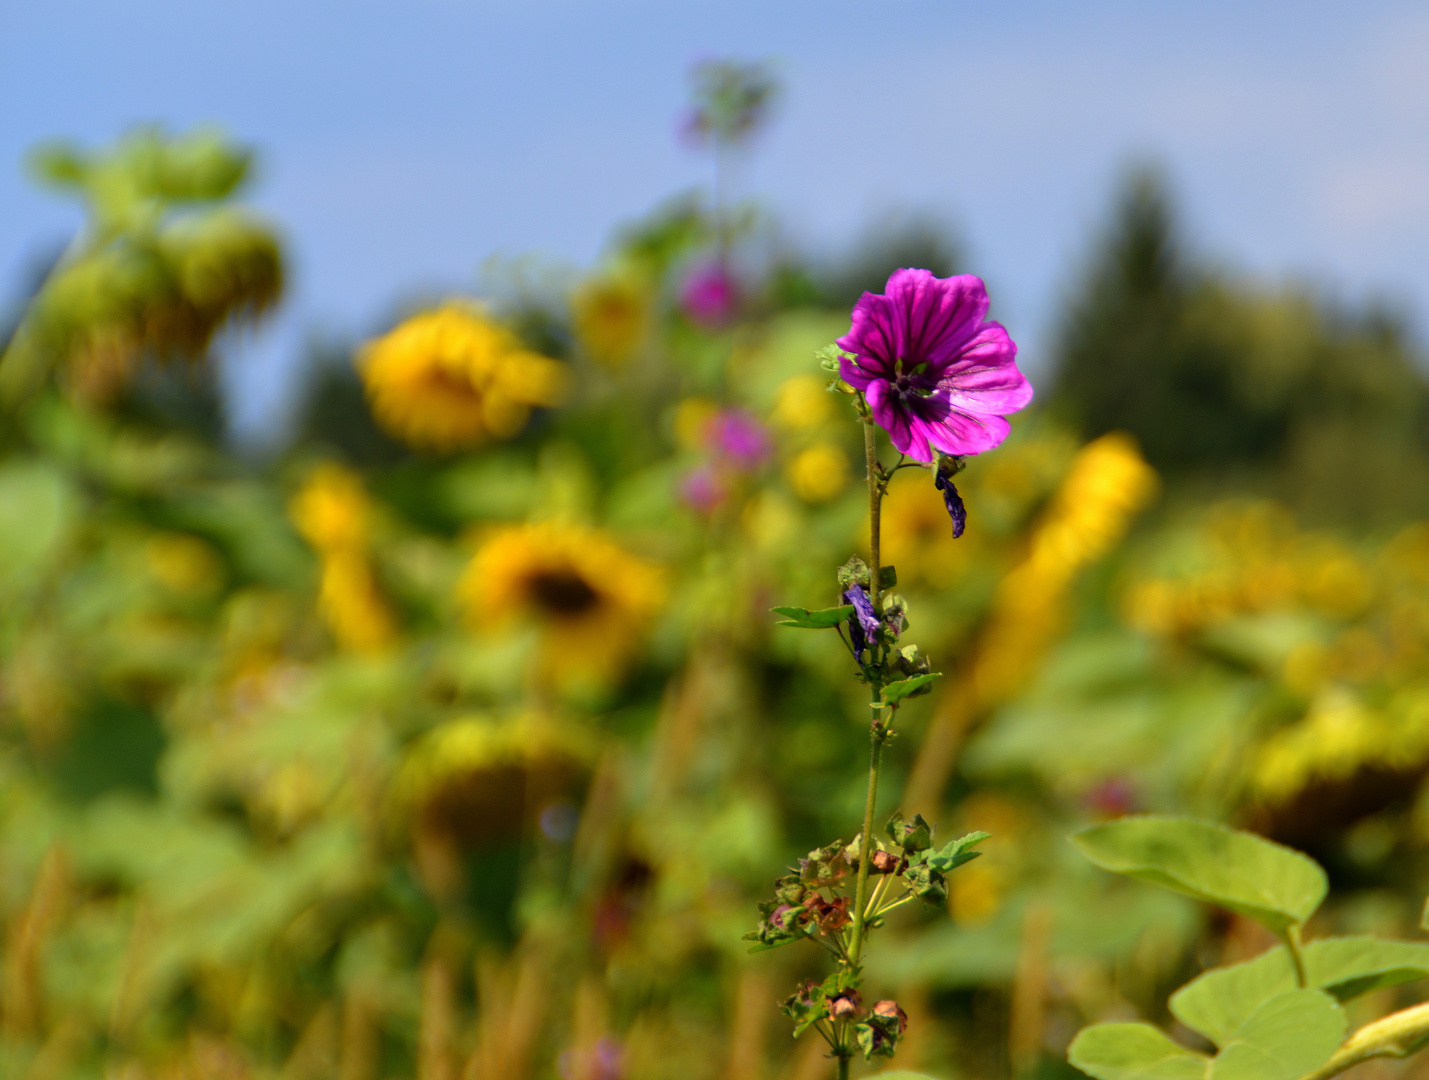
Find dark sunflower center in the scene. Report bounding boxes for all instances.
[422,365,482,402]
[527,569,601,616]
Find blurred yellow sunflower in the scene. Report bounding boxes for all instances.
[572,272,650,369]
[357,303,567,451]
[288,463,396,654]
[459,522,664,678]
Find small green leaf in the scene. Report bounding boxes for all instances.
[771,605,853,629]
[1071,817,1326,938]
[927,831,990,873]
[878,565,898,588]
[1069,1023,1209,1080]
[1172,937,1429,1047]
[1207,989,1344,1080]
[883,673,943,703]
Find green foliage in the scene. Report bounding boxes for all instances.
[1172,938,1429,1047]
[1070,1023,1210,1080]
[1072,816,1326,937]
[1070,817,1429,1080]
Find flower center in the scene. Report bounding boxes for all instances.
[891,359,933,400]
[527,569,601,616]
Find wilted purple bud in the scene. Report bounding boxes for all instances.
[844,584,880,659]
[934,462,966,539]
[709,409,770,469]
[681,263,739,328]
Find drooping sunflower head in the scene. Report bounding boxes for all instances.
[459,522,664,679]
[356,303,567,452]
[392,713,592,899]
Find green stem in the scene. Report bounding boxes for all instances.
[849,714,885,968]
[1298,1001,1429,1080]
[864,419,882,612]
[836,1051,851,1080]
[1285,925,1308,988]
[849,415,887,973]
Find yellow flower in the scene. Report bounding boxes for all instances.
[771,374,835,430]
[673,396,719,450]
[289,463,371,552]
[975,433,1157,701]
[572,272,650,368]
[146,532,223,595]
[357,303,567,451]
[786,442,849,503]
[288,464,396,654]
[459,522,664,679]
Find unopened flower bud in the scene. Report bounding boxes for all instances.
[873,1000,908,1034]
[870,850,901,874]
[827,990,861,1020]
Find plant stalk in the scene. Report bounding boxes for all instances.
[848,414,886,976]
[1285,925,1308,988]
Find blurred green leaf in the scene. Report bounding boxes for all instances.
[1069,1023,1209,1080]
[0,461,78,591]
[1072,817,1326,937]
[1172,938,1429,1047]
[1207,989,1344,1080]
[883,672,942,703]
[772,604,852,628]
[927,831,989,873]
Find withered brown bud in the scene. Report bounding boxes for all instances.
[870,850,902,874]
[873,1000,908,1034]
[827,990,862,1020]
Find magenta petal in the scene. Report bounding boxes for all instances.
[865,380,915,456]
[927,408,1011,456]
[940,323,1033,413]
[839,355,876,391]
[881,270,992,371]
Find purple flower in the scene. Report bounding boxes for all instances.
[681,263,739,328]
[837,269,1032,462]
[844,584,879,660]
[934,463,967,539]
[679,465,725,513]
[709,409,770,469]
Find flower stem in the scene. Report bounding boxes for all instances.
[864,419,882,611]
[849,415,887,975]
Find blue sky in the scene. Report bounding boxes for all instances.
[5,1,1429,443]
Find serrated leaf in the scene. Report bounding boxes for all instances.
[1072,817,1326,938]
[1207,989,1344,1080]
[771,604,852,629]
[883,673,943,703]
[927,831,990,873]
[1172,937,1429,1047]
[1069,1023,1209,1080]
